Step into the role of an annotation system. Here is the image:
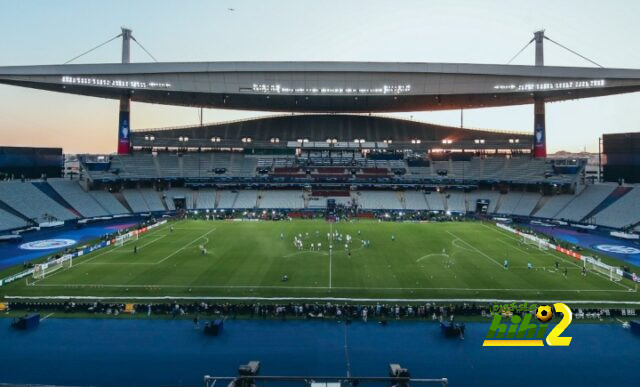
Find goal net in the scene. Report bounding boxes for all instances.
[584,257,622,282]
[33,257,72,279]
[115,232,138,247]
[522,237,548,251]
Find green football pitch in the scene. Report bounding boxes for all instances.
[3,219,639,302]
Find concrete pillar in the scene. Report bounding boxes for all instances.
[532,30,546,157]
[117,28,132,155]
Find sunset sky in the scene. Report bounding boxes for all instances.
[1,0,639,154]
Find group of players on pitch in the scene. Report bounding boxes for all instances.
[286,230,374,256]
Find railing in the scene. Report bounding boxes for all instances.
[203,375,449,387]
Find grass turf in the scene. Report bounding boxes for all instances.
[2,219,639,302]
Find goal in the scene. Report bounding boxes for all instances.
[522,237,548,251]
[33,257,72,279]
[584,257,622,282]
[115,232,138,247]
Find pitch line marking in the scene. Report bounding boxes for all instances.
[27,283,635,293]
[416,253,449,262]
[446,230,503,268]
[496,238,532,255]
[482,223,633,291]
[153,228,217,264]
[31,223,171,283]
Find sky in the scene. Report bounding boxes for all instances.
[1,0,639,154]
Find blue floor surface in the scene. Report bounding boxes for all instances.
[0,218,141,270]
[0,317,638,386]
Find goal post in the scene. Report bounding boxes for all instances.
[115,232,138,247]
[33,256,72,280]
[522,237,548,251]
[583,256,622,282]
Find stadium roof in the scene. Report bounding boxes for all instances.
[1,61,640,112]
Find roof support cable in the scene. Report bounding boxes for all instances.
[543,36,604,68]
[506,38,534,64]
[63,33,123,64]
[131,36,158,63]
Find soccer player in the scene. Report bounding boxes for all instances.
[582,266,587,276]
[503,259,509,269]
[564,267,568,278]
[527,262,533,270]
[133,245,138,254]
[317,242,322,250]
[391,235,395,241]
[280,232,284,240]
[311,243,315,251]
[555,261,559,270]
[170,226,174,232]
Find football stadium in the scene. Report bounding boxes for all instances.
[1,2,640,386]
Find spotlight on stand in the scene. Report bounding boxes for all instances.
[389,363,410,387]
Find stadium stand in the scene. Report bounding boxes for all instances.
[233,190,259,209]
[424,192,445,211]
[121,190,151,213]
[164,188,194,209]
[464,190,500,214]
[531,194,576,219]
[139,189,166,212]
[592,188,640,229]
[258,190,305,209]
[89,190,130,215]
[47,179,109,218]
[0,207,29,231]
[554,184,617,222]
[195,189,216,209]
[445,192,467,212]
[0,181,76,223]
[216,190,238,209]
[403,191,429,210]
[356,191,403,210]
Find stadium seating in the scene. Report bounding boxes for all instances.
[424,192,445,211]
[217,190,238,209]
[0,181,77,223]
[89,190,130,215]
[496,191,541,216]
[47,179,109,218]
[463,190,500,213]
[531,194,575,219]
[403,191,428,210]
[554,184,616,222]
[195,189,216,209]
[356,191,403,210]
[592,188,640,229]
[233,190,258,209]
[258,190,304,209]
[140,189,166,212]
[121,190,151,213]
[164,188,194,209]
[0,208,29,231]
[445,192,467,212]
